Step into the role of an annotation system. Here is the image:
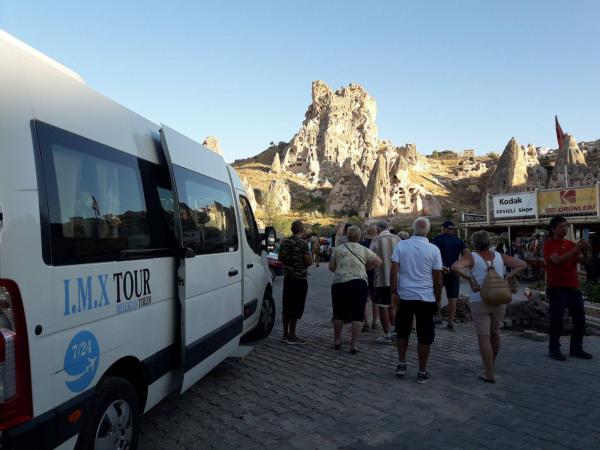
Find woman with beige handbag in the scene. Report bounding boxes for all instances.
[452,230,527,383]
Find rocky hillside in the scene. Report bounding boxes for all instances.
[234,81,496,220]
[232,81,600,222]
[488,134,600,194]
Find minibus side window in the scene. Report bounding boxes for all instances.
[138,159,177,250]
[36,122,153,265]
[173,166,238,255]
[239,196,260,254]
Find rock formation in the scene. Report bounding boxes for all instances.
[360,152,390,217]
[270,152,282,174]
[397,143,419,166]
[241,177,258,211]
[454,158,488,178]
[282,80,379,184]
[320,178,333,189]
[236,81,514,218]
[547,134,594,188]
[413,191,442,217]
[487,138,529,194]
[488,137,547,194]
[267,179,291,214]
[202,136,223,156]
[325,159,366,214]
[486,131,600,196]
[278,80,444,217]
[389,156,412,214]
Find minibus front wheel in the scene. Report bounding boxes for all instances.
[244,290,276,341]
[76,376,140,450]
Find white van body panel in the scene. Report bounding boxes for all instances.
[227,166,271,333]
[160,125,229,182]
[3,39,181,421]
[160,125,243,393]
[0,29,272,449]
[0,31,59,417]
[0,29,86,84]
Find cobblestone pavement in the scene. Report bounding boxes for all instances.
[140,265,600,449]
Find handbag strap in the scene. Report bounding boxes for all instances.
[344,244,366,265]
[485,255,508,279]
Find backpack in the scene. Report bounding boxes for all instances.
[479,258,512,306]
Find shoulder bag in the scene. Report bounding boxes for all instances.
[479,255,512,306]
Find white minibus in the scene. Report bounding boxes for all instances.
[0,30,276,449]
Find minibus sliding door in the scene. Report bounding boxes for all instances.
[160,125,243,393]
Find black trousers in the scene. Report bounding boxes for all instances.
[282,277,308,320]
[547,287,585,353]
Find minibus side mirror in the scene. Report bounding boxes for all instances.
[262,226,276,252]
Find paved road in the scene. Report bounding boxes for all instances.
[140,265,600,449]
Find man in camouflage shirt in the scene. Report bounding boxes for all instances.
[278,220,312,344]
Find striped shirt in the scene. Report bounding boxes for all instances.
[370,230,400,287]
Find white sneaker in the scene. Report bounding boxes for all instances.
[376,335,392,344]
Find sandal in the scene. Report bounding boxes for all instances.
[478,372,495,384]
[334,342,342,350]
[350,347,359,355]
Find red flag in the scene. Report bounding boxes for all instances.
[555,115,565,150]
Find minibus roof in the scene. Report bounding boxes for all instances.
[0,29,86,85]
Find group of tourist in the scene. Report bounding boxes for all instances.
[277,214,593,384]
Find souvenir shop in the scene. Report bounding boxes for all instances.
[460,185,600,283]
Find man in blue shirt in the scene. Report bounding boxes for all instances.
[432,221,468,330]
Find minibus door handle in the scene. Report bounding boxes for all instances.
[246,263,254,269]
[228,269,239,277]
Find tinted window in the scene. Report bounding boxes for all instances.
[174,166,238,255]
[35,121,176,265]
[139,159,178,250]
[239,195,259,254]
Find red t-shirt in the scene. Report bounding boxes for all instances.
[543,238,579,288]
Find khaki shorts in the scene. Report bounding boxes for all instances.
[470,301,506,336]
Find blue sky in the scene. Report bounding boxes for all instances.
[2,1,599,161]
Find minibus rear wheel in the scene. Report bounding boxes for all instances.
[76,376,140,450]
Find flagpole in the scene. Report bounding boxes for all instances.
[555,115,568,187]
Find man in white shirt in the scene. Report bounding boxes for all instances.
[370,220,400,343]
[390,217,443,384]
